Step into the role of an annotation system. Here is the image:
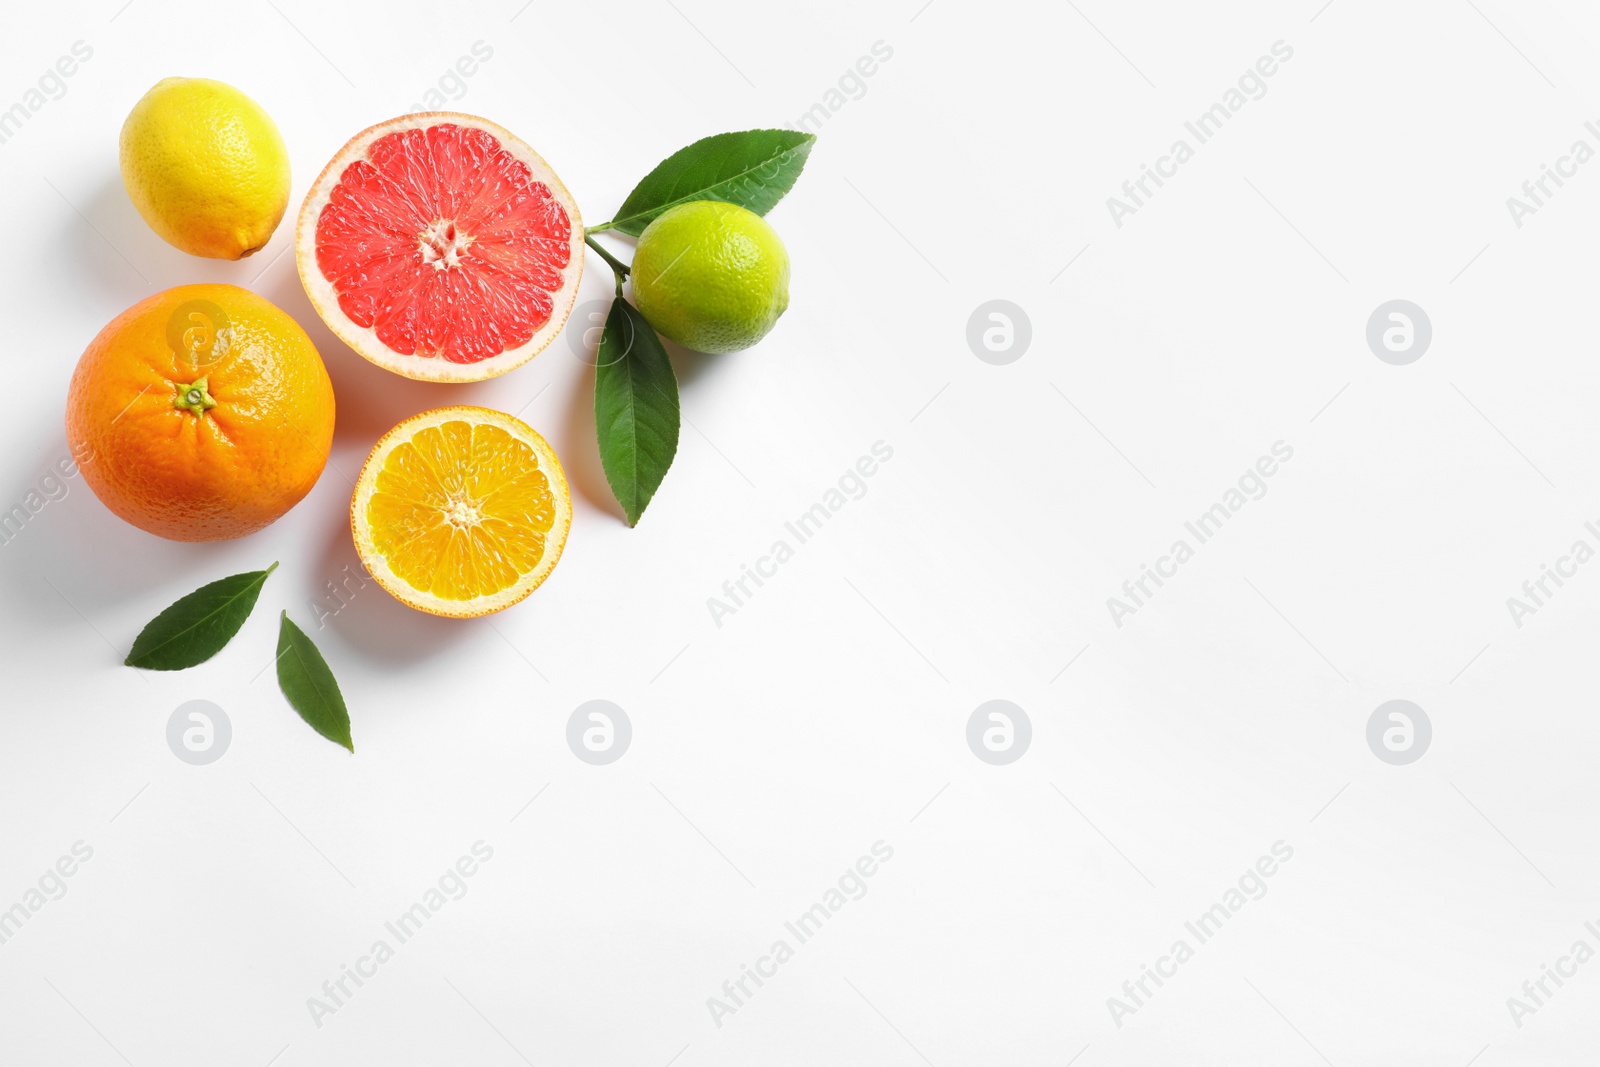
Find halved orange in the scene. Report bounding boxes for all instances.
[351,406,571,617]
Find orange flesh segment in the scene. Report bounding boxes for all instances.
[367,421,557,601]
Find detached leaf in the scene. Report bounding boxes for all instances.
[276,612,353,752]
[606,129,816,237]
[595,297,680,525]
[125,562,278,670]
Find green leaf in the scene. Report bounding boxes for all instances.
[125,562,279,670]
[275,612,353,752]
[602,129,816,237]
[595,297,680,525]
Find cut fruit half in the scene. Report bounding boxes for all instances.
[352,406,572,617]
[297,113,584,383]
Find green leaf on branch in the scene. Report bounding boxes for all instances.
[276,611,353,752]
[594,297,680,525]
[600,129,816,237]
[125,562,278,670]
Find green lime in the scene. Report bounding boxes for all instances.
[630,201,790,354]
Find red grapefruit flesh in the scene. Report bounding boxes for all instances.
[296,113,584,383]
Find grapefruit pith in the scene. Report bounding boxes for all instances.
[296,113,583,383]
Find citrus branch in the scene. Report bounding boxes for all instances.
[584,233,630,294]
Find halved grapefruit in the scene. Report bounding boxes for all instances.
[297,113,583,383]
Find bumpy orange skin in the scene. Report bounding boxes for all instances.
[65,284,335,541]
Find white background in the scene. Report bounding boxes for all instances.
[2,0,1598,1063]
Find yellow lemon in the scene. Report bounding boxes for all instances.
[119,78,290,260]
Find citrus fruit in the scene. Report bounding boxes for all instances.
[630,200,790,354]
[297,113,584,383]
[351,407,571,617]
[65,284,335,542]
[119,78,291,260]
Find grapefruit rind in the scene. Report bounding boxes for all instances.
[296,113,584,384]
[351,406,572,618]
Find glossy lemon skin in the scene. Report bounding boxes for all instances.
[120,77,290,260]
[630,200,790,354]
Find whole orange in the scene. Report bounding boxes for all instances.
[65,284,335,541]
